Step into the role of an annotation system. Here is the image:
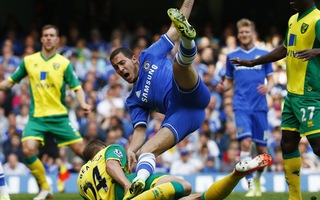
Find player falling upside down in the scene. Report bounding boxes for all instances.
[110,0,211,198]
[77,139,272,200]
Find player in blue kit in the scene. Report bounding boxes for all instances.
[109,0,210,199]
[217,19,274,197]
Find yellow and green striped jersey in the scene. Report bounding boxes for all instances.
[284,6,320,96]
[77,144,128,200]
[9,52,81,117]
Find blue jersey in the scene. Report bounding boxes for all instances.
[226,46,273,111]
[126,35,210,142]
[126,35,175,128]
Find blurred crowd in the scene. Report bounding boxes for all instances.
[0,19,320,179]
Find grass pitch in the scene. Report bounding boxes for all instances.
[10,192,319,200]
[225,192,319,200]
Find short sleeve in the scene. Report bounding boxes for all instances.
[64,62,81,90]
[105,144,127,168]
[10,60,27,83]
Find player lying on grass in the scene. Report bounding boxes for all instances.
[77,139,272,200]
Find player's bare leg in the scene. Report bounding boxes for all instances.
[167,7,199,91]
[196,154,272,200]
[124,127,176,200]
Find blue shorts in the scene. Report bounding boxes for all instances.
[234,110,268,146]
[162,77,210,143]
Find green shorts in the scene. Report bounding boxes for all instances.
[22,116,82,147]
[114,173,165,200]
[281,94,320,138]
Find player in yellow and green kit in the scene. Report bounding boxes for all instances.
[78,140,272,200]
[77,139,192,200]
[231,0,320,199]
[0,24,91,200]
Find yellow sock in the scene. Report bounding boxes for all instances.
[203,172,243,200]
[26,156,50,190]
[283,157,302,200]
[133,182,180,200]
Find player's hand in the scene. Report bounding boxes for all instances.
[216,82,224,93]
[127,149,137,173]
[230,57,255,67]
[296,49,320,61]
[257,83,269,95]
[124,183,131,196]
[81,102,91,114]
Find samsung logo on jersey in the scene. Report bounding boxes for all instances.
[235,65,262,70]
[142,64,158,103]
[35,83,55,88]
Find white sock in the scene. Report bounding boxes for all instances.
[255,170,262,180]
[133,153,156,182]
[247,177,254,189]
[241,151,255,189]
[181,38,195,49]
[175,40,197,66]
[0,162,9,198]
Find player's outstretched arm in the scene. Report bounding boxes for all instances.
[106,159,132,195]
[296,49,320,61]
[231,45,287,67]
[75,88,91,114]
[216,78,233,93]
[126,126,147,172]
[0,79,14,90]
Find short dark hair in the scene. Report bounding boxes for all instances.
[42,24,59,36]
[82,139,107,162]
[110,47,134,61]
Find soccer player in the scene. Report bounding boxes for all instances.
[0,162,10,200]
[216,18,274,197]
[0,24,91,200]
[77,139,192,200]
[77,139,272,200]
[109,0,211,199]
[231,0,320,199]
